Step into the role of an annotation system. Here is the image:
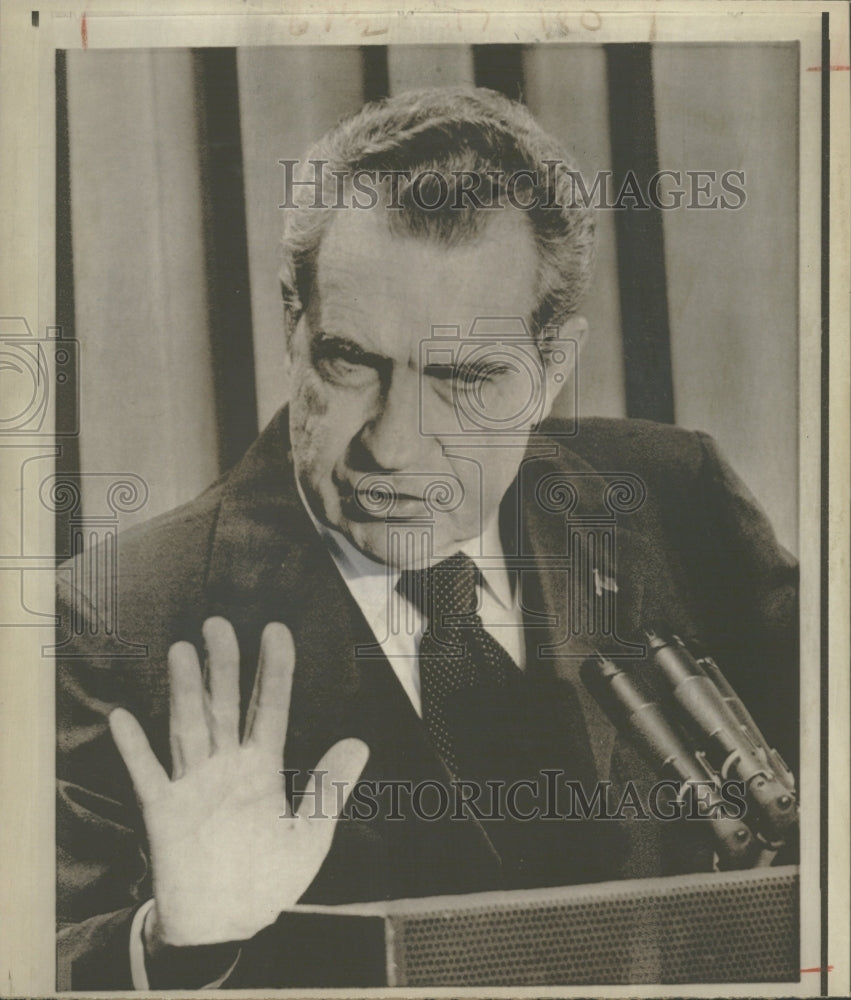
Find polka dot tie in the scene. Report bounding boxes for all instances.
[398,552,521,778]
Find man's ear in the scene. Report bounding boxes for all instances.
[539,314,588,423]
[280,275,303,355]
[283,305,295,346]
[283,303,304,358]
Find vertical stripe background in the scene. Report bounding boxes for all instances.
[54,50,80,561]
[192,48,259,474]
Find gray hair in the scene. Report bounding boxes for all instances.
[280,87,595,339]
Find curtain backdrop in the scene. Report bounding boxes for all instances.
[62,43,799,553]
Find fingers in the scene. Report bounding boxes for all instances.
[109,707,168,801]
[202,617,240,751]
[244,623,294,757]
[168,640,210,777]
[168,618,293,774]
[299,738,370,833]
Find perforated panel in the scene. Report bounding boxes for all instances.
[385,866,798,985]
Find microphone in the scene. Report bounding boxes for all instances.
[644,630,797,847]
[580,653,759,869]
[581,628,798,866]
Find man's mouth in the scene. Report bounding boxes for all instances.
[354,486,423,502]
[334,471,464,521]
[338,481,427,521]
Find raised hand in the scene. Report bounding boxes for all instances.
[109,617,369,948]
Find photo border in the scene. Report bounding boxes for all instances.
[0,2,847,997]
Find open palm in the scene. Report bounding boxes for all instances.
[110,618,369,947]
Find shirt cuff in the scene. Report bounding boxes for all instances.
[129,900,241,989]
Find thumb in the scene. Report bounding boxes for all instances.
[109,707,168,801]
[297,738,369,829]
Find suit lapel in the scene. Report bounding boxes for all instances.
[505,440,651,781]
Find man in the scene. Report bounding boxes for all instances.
[56,87,798,989]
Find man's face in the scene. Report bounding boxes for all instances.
[287,207,564,567]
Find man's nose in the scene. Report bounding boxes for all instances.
[353,369,428,471]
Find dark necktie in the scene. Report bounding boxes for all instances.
[399,552,619,888]
[397,552,521,779]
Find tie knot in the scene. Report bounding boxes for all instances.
[398,552,481,625]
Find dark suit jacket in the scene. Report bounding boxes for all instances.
[56,410,798,989]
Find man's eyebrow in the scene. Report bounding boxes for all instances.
[423,357,514,381]
[311,332,389,369]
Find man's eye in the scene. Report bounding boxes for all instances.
[312,336,382,385]
[328,355,366,375]
[319,355,377,384]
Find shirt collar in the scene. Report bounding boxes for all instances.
[295,478,513,610]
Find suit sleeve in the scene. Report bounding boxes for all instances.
[55,567,153,989]
[55,567,364,990]
[56,701,148,986]
[55,571,247,989]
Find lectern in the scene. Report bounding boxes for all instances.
[269,865,798,987]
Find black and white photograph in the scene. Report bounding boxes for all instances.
[0,2,847,996]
